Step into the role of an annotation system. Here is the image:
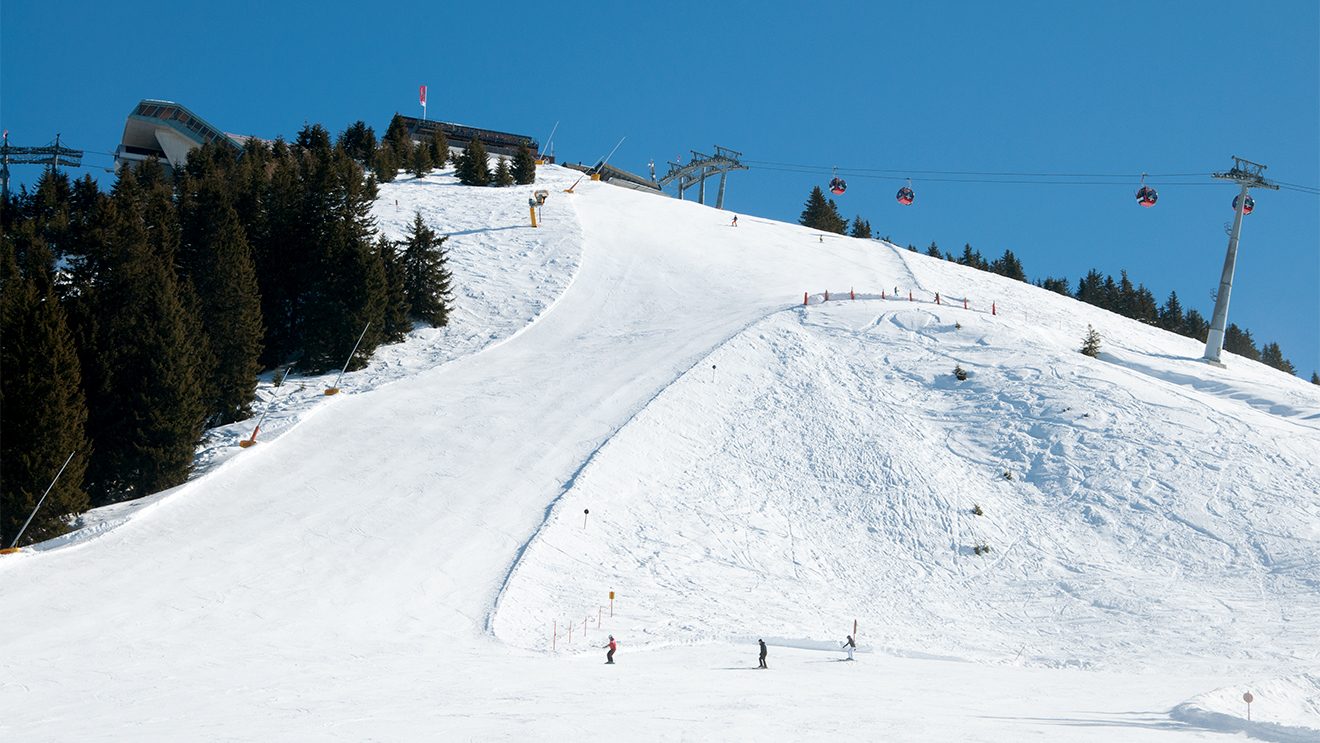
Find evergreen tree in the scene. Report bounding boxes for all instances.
[1158,291,1184,332]
[377,235,411,342]
[1259,343,1295,375]
[989,249,1026,281]
[298,142,386,371]
[456,136,491,186]
[338,121,377,166]
[1223,323,1260,361]
[400,212,453,326]
[372,146,400,183]
[925,242,942,258]
[430,129,450,168]
[177,173,265,424]
[1116,270,1136,317]
[1311,372,1319,385]
[0,227,90,545]
[1130,284,1158,324]
[79,171,207,504]
[1076,269,1105,307]
[382,113,414,164]
[957,244,987,270]
[494,157,515,187]
[1181,308,1210,341]
[1038,276,1070,295]
[409,141,434,178]
[512,145,536,184]
[253,139,308,366]
[849,216,872,239]
[798,186,846,233]
[1100,275,1119,312]
[1080,324,1102,357]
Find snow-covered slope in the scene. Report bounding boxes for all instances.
[2,166,1317,741]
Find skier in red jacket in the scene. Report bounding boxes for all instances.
[604,635,617,664]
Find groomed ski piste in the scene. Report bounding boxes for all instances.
[2,162,1318,742]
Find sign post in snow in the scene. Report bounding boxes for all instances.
[1243,691,1254,720]
[609,590,615,617]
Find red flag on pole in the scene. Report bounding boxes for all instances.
[419,85,427,106]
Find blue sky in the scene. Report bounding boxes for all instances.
[3,1,1317,375]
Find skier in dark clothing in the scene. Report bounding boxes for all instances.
[758,639,768,668]
[842,634,856,661]
[604,635,617,664]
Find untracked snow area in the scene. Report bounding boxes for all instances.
[3,170,1319,741]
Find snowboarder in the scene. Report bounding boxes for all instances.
[731,215,738,227]
[758,639,768,668]
[841,635,856,661]
[604,635,617,664]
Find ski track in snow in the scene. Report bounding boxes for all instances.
[3,166,1319,741]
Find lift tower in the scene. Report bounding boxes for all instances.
[1,132,84,203]
[1203,156,1278,366]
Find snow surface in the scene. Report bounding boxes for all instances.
[2,164,1318,741]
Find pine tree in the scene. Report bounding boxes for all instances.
[0,227,90,545]
[372,146,400,183]
[382,113,414,164]
[798,186,846,233]
[1039,276,1070,295]
[512,145,537,185]
[177,173,265,425]
[1158,291,1184,332]
[409,142,433,178]
[253,139,307,366]
[377,235,412,342]
[494,157,515,187]
[989,249,1026,281]
[1223,323,1260,361]
[1259,343,1295,375]
[79,171,207,504]
[958,244,987,271]
[1131,284,1159,325]
[299,145,387,371]
[1181,308,1210,342]
[1311,372,1319,385]
[457,136,491,186]
[1076,269,1105,307]
[849,216,872,239]
[430,129,450,168]
[400,212,453,326]
[1080,324,1102,357]
[1116,270,1137,317]
[925,242,941,258]
[338,121,377,166]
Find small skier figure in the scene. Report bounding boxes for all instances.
[604,635,617,664]
[842,635,856,661]
[758,639,768,669]
[731,215,738,227]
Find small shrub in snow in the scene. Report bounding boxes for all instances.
[1003,470,1014,481]
[1080,325,1102,357]
[954,365,968,381]
[954,321,962,330]
[973,543,992,556]
[972,504,984,516]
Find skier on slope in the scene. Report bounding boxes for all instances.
[731,215,738,227]
[758,639,768,669]
[604,635,617,664]
[841,634,856,661]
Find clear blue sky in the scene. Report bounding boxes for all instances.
[4,1,1317,375]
